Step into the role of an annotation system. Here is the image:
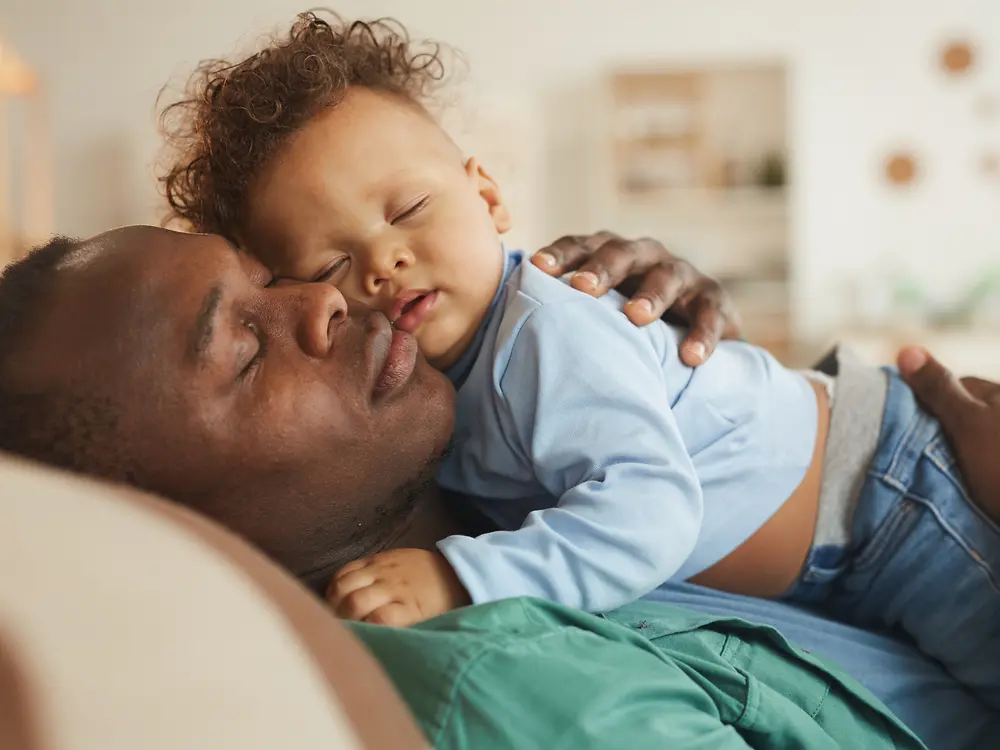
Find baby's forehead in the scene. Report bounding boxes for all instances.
[306,90,459,159]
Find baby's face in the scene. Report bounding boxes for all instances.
[241,87,511,370]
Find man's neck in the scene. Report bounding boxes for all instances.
[297,485,462,595]
[387,484,465,551]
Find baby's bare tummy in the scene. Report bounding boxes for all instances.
[689,378,831,598]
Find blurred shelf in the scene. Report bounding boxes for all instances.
[615,133,700,149]
[602,64,792,369]
[618,187,787,220]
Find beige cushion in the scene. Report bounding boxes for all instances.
[0,453,425,750]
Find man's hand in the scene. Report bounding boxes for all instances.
[327,548,471,627]
[530,231,741,366]
[897,346,1000,522]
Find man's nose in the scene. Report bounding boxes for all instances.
[363,242,412,297]
[282,282,349,358]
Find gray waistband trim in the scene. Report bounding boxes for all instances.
[811,346,889,549]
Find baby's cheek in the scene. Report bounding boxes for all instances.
[416,319,461,370]
[415,325,448,360]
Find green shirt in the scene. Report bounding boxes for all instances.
[349,597,924,749]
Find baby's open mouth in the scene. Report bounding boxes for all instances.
[399,294,426,317]
[392,290,440,334]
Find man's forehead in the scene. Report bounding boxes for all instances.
[85,225,198,260]
[78,226,241,292]
[34,228,209,373]
[3,226,242,429]
[47,226,246,354]
[55,236,109,271]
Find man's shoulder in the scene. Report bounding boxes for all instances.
[348,599,645,746]
[349,598,653,681]
[345,607,526,745]
[352,597,926,750]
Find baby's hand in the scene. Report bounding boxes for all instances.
[327,548,470,627]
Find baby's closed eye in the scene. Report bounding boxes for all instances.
[314,256,351,284]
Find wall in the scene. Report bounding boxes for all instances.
[4,0,999,338]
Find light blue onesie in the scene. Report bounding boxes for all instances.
[436,251,817,611]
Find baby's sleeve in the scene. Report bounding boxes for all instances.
[437,300,703,612]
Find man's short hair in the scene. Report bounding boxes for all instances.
[0,237,125,480]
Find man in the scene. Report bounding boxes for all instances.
[0,226,997,747]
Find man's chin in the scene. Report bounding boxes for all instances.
[297,443,449,592]
[403,358,456,458]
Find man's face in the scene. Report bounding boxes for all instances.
[22,226,455,578]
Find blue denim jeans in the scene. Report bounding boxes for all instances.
[785,368,1000,711]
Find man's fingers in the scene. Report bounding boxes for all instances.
[531,232,616,276]
[959,376,1000,402]
[896,347,976,429]
[568,236,666,296]
[621,265,684,325]
[333,582,395,621]
[679,291,728,366]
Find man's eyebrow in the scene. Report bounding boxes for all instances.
[189,284,224,362]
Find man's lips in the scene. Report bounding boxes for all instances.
[390,290,439,334]
[369,312,418,398]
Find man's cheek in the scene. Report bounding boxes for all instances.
[271,394,371,458]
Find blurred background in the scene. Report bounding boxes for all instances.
[2,0,999,371]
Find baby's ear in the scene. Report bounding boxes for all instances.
[465,158,512,234]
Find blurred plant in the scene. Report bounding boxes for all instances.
[756,152,786,188]
[926,266,1000,327]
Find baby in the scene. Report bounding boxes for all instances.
[162,12,999,708]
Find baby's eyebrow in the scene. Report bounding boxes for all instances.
[229,243,280,281]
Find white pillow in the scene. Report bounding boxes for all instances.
[0,454,363,750]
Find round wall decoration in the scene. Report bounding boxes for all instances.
[884,152,919,186]
[940,41,975,75]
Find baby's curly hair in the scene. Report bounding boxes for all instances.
[158,10,449,236]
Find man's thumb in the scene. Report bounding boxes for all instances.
[897,346,930,377]
[897,346,971,425]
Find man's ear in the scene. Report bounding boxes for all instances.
[464,157,512,234]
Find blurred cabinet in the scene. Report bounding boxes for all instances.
[1,41,52,266]
[599,65,792,361]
